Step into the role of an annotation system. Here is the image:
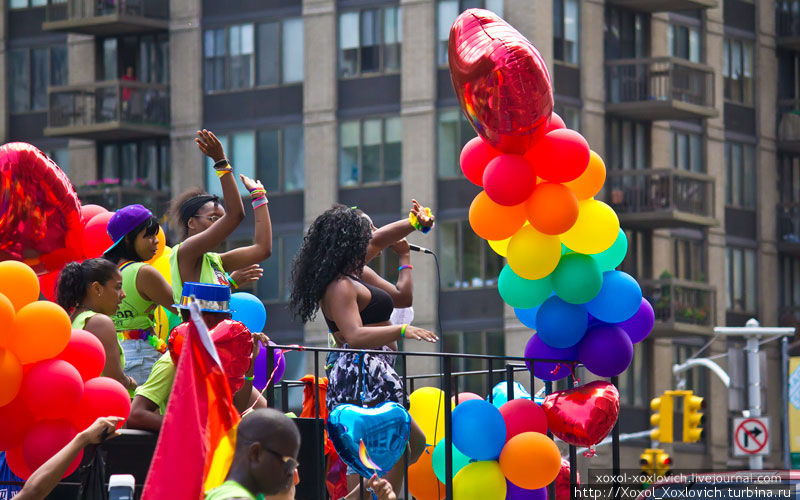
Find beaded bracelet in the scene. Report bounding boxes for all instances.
[249,187,267,200]
[398,264,413,271]
[252,196,268,209]
[400,323,408,338]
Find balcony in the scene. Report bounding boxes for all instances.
[606,168,718,228]
[778,99,800,153]
[42,0,167,35]
[606,57,717,121]
[778,202,800,255]
[641,278,716,335]
[45,80,169,141]
[777,7,800,51]
[606,0,717,12]
[77,184,170,214]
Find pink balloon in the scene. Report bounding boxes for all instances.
[0,395,35,450]
[483,154,537,206]
[82,212,114,258]
[545,112,566,133]
[460,137,500,186]
[80,204,108,225]
[22,359,84,419]
[58,329,106,381]
[526,129,589,184]
[71,377,131,432]
[452,392,483,406]
[22,419,81,475]
[499,399,548,439]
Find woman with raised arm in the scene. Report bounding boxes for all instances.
[289,201,436,497]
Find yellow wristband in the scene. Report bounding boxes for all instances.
[400,323,408,338]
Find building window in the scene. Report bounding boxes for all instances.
[554,103,581,132]
[780,255,800,325]
[436,0,503,66]
[778,51,800,100]
[725,246,758,315]
[779,153,800,204]
[723,38,754,106]
[9,0,46,8]
[671,130,703,172]
[257,125,305,193]
[674,236,706,281]
[725,141,756,209]
[443,330,505,396]
[554,0,580,64]
[668,23,702,63]
[44,147,70,176]
[257,231,304,302]
[440,220,503,289]
[205,132,256,197]
[673,341,708,398]
[257,18,304,86]
[339,7,402,78]
[9,45,68,113]
[367,249,401,286]
[617,341,649,407]
[437,109,476,178]
[339,116,401,186]
[606,118,649,171]
[97,140,170,190]
[604,6,649,60]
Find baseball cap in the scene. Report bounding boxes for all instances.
[105,204,153,254]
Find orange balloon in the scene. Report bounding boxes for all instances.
[9,301,72,364]
[0,292,14,347]
[408,449,445,500]
[564,151,606,200]
[146,226,167,264]
[0,348,23,406]
[499,432,562,490]
[526,183,579,235]
[469,191,527,241]
[0,261,40,311]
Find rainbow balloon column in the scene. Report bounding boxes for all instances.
[450,9,654,380]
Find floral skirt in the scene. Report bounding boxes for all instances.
[325,344,407,412]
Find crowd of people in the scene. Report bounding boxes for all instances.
[4,128,439,499]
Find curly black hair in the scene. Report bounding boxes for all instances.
[289,204,372,323]
[103,215,160,264]
[56,258,118,313]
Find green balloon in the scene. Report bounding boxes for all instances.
[432,439,472,482]
[552,253,603,304]
[592,229,628,271]
[498,264,552,309]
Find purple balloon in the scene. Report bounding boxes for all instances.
[253,342,286,391]
[524,334,578,382]
[507,480,548,500]
[617,298,655,344]
[577,324,633,378]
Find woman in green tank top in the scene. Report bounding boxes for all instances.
[103,204,180,385]
[167,130,273,303]
[56,258,136,393]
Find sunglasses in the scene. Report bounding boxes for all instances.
[264,447,299,475]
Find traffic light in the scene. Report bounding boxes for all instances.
[650,393,674,443]
[640,450,655,476]
[655,450,673,476]
[682,392,704,443]
[640,449,672,478]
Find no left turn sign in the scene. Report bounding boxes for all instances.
[733,417,770,456]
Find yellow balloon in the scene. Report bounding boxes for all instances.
[453,461,507,500]
[151,246,172,285]
[145,226,167,264]
[506,225,561,280]
[409,387,452,443]
[560,199,620,254]
[488,237,511,257]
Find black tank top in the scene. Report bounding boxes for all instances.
[324,275,394,333]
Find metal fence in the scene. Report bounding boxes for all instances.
[606,168,715,219]
[606,57,715,108]
[45,0,169,23]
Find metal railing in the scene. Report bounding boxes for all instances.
[777,1,800,38]
[264,344,621,500]
[45,0,168,23]
[77,185,170,214]
[641,278,716,329]
[778,202,800,245]
[606,168,715,219]
[606,57,715,108]
[48,80,170,131]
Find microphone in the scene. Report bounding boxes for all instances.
[409,244,434,254]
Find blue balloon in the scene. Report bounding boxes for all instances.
[452,400,507,460]
[514,305,541,329]
[230,292,267,332]
[490,381,531,408]
[586,271,642,323]
[327,402,411,478]
[535,296,588,348]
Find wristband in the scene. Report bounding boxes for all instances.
[400,323,408,338]
[216,166,232,178]
[249,187,267,199]
[227,274,239,289]
[213,158,230,170]
[252,195,268,209]
[408,208,433,234]
[398,264,413,271]
[244,375,254,381]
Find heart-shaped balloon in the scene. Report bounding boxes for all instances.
[327,402,411,478]
[449,9,553,154]
[541,381,619,448]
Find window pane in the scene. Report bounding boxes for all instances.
[10,49,30,112]
[120,142,138,185]
[733,248,744,310]
[339,12,360,77]
[440,221,459,288]
[51,148,70,176]
[744,145,756,208]
[232,132,256,195]
[103,38,118,81]
[206,135,228,197]
[283,125,305,191]
[282,18,304,84]
[259,244,280,301]
[745,249,757,312]
[690,134,702,172]
[159,141,170,189]
[383,8,401,71]
[9,0,28,8]
[340,121,360,185]
[725,248,732,309]
[50,46,67,86]
[689,28,700,63]
[229,24,254,89]
[360,9,380,73]
[462,220,481,287]
[257,22,279,87]
[485,0,503,16]
[437,0,459,65]
[101,144,115,180]
[282,232,304,301]
[257,129,280,192]
[564,0,579,64]
[384,117,402,182]
[361,119,382,184]
[437,110,460,178]
[484,241,502,286]
[30,48,48,111]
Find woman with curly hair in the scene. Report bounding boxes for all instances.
[167,129,271,302]
[289,201,437,496]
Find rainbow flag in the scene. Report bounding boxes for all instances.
[141,301,240,499]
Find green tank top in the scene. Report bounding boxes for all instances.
[113,261,156,332]
[205,480,263,500]
[72,310,125,368]
[170,242,230,303]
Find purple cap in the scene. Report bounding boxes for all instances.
[105,204,153,253]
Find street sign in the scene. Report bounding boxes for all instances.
[733,417,770,456]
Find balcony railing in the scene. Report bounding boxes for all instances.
[606,168,717,228]
[43,0,168,35]
[77,184,170,214]
[641,278,716,335]
[777,2,800,50]
[606,0,717,12]
[46,80,169,140]
[606,57,717,120]
[778,99,800,153]
[777,202,800,255]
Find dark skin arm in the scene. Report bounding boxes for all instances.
[220,175,273,272]
[232,332,269,413]
[83,315,136,392]
[136,264,179,315]
[365,200,434,263]
[127,395,162,432]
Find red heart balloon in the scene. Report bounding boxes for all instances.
[448,9,553,154]
[541,381,619,448]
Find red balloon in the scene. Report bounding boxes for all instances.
[22,359,84,419]
[22,419,81,475]
[546,112,566,133]
[526,129,590,183]
[0,395,35,450]
[460,137,500,186]
[449,9,553,154]
[541,381,619,447]
[71,377,131,432]
[483,155,537,206]
[499,399,548,439]
[82,212,114,258]
[556,458,579,500]
[80,204,107,225]
[38,269,60,302]
[58,330,106,381]
[5,446,32,480]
